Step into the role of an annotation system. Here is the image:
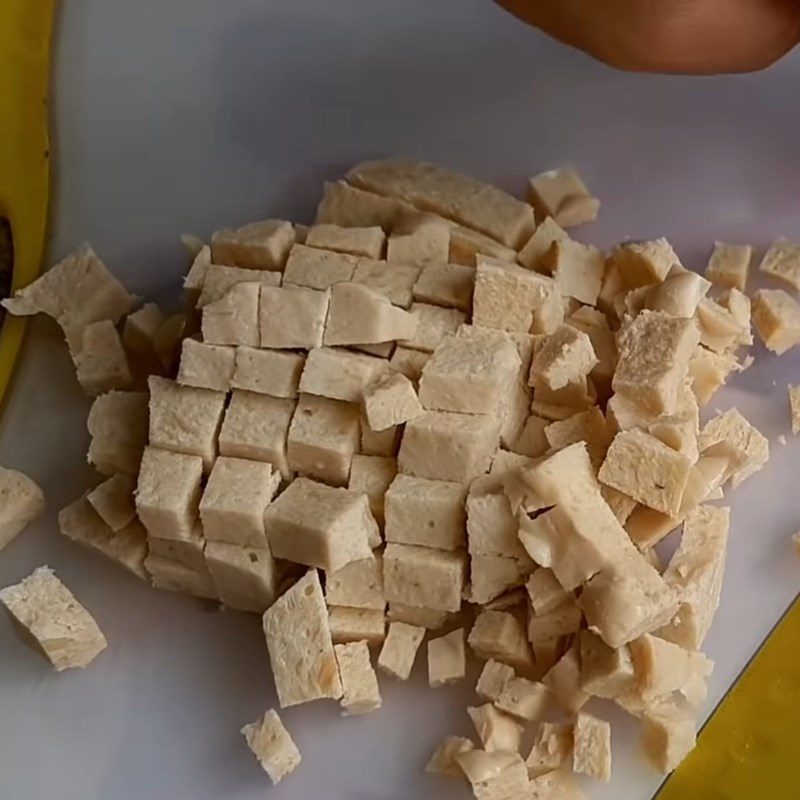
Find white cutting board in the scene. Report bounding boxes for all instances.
[1,2,799,799]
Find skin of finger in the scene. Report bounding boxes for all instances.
[496,0,800,73]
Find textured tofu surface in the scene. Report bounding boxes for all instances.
[0,467,45,552]
[241,709,301,784]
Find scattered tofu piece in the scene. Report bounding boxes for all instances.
[0,467,45,552]
[526,722,574,778]
[412,262,475,312]
[545,406,612,468]
[231,347,304,398]
[383,543,467,612]
[325,555,385,610]
[579,629,635,699]
[87,473,135,532]
[72,320,134,396]
[197,264,280,307]
[610,238,680,288]
[476,658,515,700]
[204,541,278,613]
[527,600,582,644]
[426,736,475,780]
[263,570,342,706]
[789,385,800,434]
[468,704,523,753]
[201,282,259,347]
[399,303,466,353]
[428,628,466,687]
[286,394,360,486]
[260,285,330,349]
[211,219,295,270]
[543,644,589,714]
[306,224,385,259]
[324,283,416,346]
[696,297,746,353]
[641,701,697,774]
[495,675,549,722]
[752,288,800,354]
[706,242,752,291]
[528,167,600,228]
[389,346,430,384]
[530,325,597,391]
[377,620,425,680]
[544,239,605,305]
[467,477,528,560]
[518,216,569,272]
[573,712,612,781]
[347,454,396,528]
[177,338,235,392]
[299,347,388,403]
[398,410,500,484]
[328,606,386,646]
[526,568,571,616]
[265,477,374,572]
[470,554,529,605]
[351,259,422,308]
[688,347,739,407]
[699,407,769,487]
[241,709,301,785]
[468,609,534,674]
[387,602,449,630]
[363,372,424,431]
[87,390,149,476]
[454,749,529,800]
[759,237,800,291]
[335,640,382,714]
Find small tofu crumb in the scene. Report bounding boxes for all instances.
[427,628,466,687]
[752,289,800,355]
[334,640,382,715]
[377,620,425,680]
[573,712,612,782]
[241,708,301,785]
[759,237,800,291]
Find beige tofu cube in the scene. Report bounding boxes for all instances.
[324,283,416,346]
[496,676,549,722]
[613,310,700,415]
[211,219,294,270]
[334,640,382,714]
[360,412,402,457]
[377,620,425,679]
[135,447,203,540]
[412,262,475,312]
[545,408,613,469]
[362,372,423,431]
[526,568,571,615]
[610,238,680,288]
[263,570,342,706]
[388,346,430,383]
[759,237,800,291]
[241,708,301,785]
[426,736,475,779]
[177,339,235,392]
[399,303,465,353]
[387,602,449,630]
[468,609,533,674]
[528,601,582,644]
[325,555,385,610]
[427,628,466,687]
[204,541,278,612]
[476,659,515,701]
[466,478,527,560]
[579,630,635,699]
[573,712,612,782]
[517,216,569,272]
[147,521,208,571]
[328,606,386,646]
[642,701,697,773]
[526,722,574,778]
[383,542,466,612]
[528,168,600,228]
[72,320,133,396]
[454,750,529,800]
[146,548,218,599]
[231,347,304,398]
[197,264,280,307]
[706,242,752,291]
[543,644,589,714]
[790,385,800,433]
[282,243,360,289]
[470,554,529,605]
[0,468,45,552]
[398,410,500,484]
[384,474,466,551]
[752,288,800,354]
[468,704,523,753]
[286,394,360,486]
[259,285,330,349]
[388,215,450,264]
[315,180,416,229]
[87,473,135,532]
[530,326,597,391]
[306,224,385,259]
[545,239,605,305]
[201,282,259,347]
[299,347,388,403]
[0,566,107,671]
[699,407,769,487]
[351,259,422,308]
[347,454,396,528]
[567,306,616,382]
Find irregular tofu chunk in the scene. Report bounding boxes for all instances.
[527,600,582,644]
[544,239,605,305]
[467,477,527,560]
[573,712,612,781]
[263,570,342,706]
[645,268,711,319]
[324,283,416,346]
[1,566,108,671]
[426,736,475,779]
[427,628,466,687]
[264,478,374,572]
[286,394,360,486]
[87,473,135,532]
[210,219,295,270]
[526,722,574,778]
[526,568,571,615]
[218,391,295,479]
[299,347,388,403]
[306,224,385,259]
[148,376,226,471]
[259,285,330,349]
[510,414,550,458]
[388,216,449,265]
[579,629,635,699]
[530,326,597,391]
[388,346,430,384]
[752,288,800,354]
[518,216,569,272]
[87,390,149,476]
[613,310,700,415]
[335,640,382,714]
[387,602,449,630]
[790,385,800,434]
[468,609,533,674]
[399,303,466,353]
[610,238,679,288]
[543,644,589,714]
[377,620,425,679]
[412,262,475,312]
[545,407,612,469]
[0,467,44,552]
[325,555,385,610]
[468,704,523,753]
[528,167,600,228]
[641,701,697,773]
[204,541,278,613]
[177,339,235,392]
[398,410,500,484]
[362,372,423,431]
[476,658,515,701]
[454,750,529,800]
[706,242,752,291]
[347,454,396,528]
[470,554,529,605]
[72,320,134,396]
[201,282,259,347]
[688,347,739,407]
[351,259,422,308]
[328,606,386,646]
[231,347,304,398]
[758,237,800,291]
[698,407,769,487]
[197,264,280,307]
[496,675,549,722]
[241,709,301,785]
[383,542,467,612]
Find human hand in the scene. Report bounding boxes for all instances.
[495,0,800,73]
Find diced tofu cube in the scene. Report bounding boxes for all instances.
[517,216,569,272]
[698,407,769,487]
[387,215,450,265]
[470,554,528,605]
[526,568,571,615]
[87,473,135,532]
[306,224,385,259]
[204,541,278,612]
[324,283,416,345]
[0,467,45,552]
[468,609,533,674]
[299,347,388,403]
[72,319,133,396]
[282,243,360,289]
[468,704,523,753]
[286,394,360,486]
[231,347,304,398]
[351,259,421,308]
[362,372,423,431]
[610,238,680,288]
[145,547,217,600]
[325,555,385,610]
[530,325,597,391]
[412,262,475,312]
[759,237,800,291]
[579,629,635,699]
[752,288,800,354]
[347,454,396,528]
[201,282,259,347]
[495,676,549,722]
[527,600,582,643]
[360,412,402,457]
[641,701,697,774]
[377,620,425,679]
[260,285,330,349]
[706,242,752,291]
[455,750,529,800]
[526,722,574,778]
[388,346,430,384]
[383,542,467,612]
[545,239,605,305]
[426,736,475,779]
[241,708,301,785]
[399,303,466,353]
[177,339,235,392]
[476,659,515,701]
[427,628,466,687]
[543,644,589,715]
[328,606,386,646]
[334,640,382,714]
[467,477,527,560]
[211,219,295,270]
[528,167,600,228]
[197,264,280,307]
[573,712,612,781]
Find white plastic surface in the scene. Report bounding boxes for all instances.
[1,2,799,799]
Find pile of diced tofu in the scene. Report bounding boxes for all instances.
[4,159,800,798]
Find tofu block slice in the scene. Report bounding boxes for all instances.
[211,219,295,270]
[706,242,752,291]
[526,722,574,778]
[346,160,536,249]
[545,239,605,305]
[518,216,569,272]
[383,543,467,612]
[241,709,301,785]
[148,376,226,471]
[468,609,534,674]
[0,467,44,552]
[468,704,523,753]
[201,282,259,347]
[347,454,396,528]
[454,750,529,800]
[324,283,416,345]
[263,570,342,706]
[476,659,515,701]
[400,303,466,353]
[0,566,107,671]
[398,410,500,484]
[286,394,360,486]
[325,555,385,610]
[204,541,278,613]
[758,237,800,291]
[72,320,134,396]
[790,385,800,434]
[351,259,422,308]
[306,224,385,259]
[231,347,304,398]
[259,285,330,349]
[528,167,600,228]
[573,712,612,781]
[362,372,423,431]
[579,629,635,699]
[197,264,280,307]
[335,640,382,714]
[328,606,386,646]
[698,407,769,487]
[283,243,359,290]
[641,701,697,774]
[87,473,136,532]
[219,391,295,479]
[427,628,466,687]
[610,238,680,288]
[136,447,203,540]
[426,736,475,779]
[530,325,597,391]
[377,620,425,679]
[413,262,475,312]
[177,339,235,392]
[495,676,549,722]
[752,288,800,354]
